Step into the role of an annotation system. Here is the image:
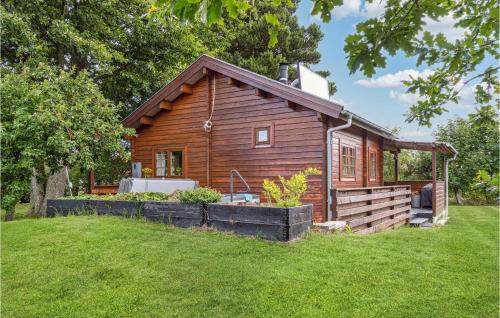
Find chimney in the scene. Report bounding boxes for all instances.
[279,63,288,84]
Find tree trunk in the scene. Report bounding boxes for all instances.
[454,189,463,205]
[4,209,15,221]
[28,168,67,217]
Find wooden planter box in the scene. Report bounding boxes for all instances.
[86,200,141,217]
[207,204,312,241]
[46,199,88,216]
[46,199,141,217]
[143,202,204,228]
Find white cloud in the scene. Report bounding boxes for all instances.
[362,0,387,18]
[332,0,362,19]
[355,69,434,88]
[400,129,431,138]
[389,90,420,104]
[330,97,353,107]
[420,14,465,42]
[329,0,387,19]
[388,79,478,110]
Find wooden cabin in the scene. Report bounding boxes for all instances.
[105,55,456,232]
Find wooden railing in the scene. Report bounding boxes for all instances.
[434,181,445,216]
[384,180,432,193]
[332,185,411,234]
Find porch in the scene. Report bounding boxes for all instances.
[330,140,457,233]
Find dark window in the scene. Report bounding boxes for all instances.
[170,151,183,176]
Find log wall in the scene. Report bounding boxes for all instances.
[132,74,325,221]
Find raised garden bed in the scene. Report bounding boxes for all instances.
[207,203,313,241]
[46,199,313,241]
[143,202,203,228]
[46,199,140,217]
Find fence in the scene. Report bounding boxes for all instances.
[332,185,411,234]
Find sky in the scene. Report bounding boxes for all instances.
[295,0,481,141]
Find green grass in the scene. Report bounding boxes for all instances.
[2,206,498,318]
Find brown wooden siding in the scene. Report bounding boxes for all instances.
[209,74,324,221]
[329,124,384,190]
[434,181,445,216]
[133,77,209,186]
[132,73,325,221]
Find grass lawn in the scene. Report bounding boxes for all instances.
[1,206,498,317]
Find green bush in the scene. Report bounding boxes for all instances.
[262,167,321,207]
[176,188,222,204]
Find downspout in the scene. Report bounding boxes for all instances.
[444,146,458,219]
[327,111,353,221]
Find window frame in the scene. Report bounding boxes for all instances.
[340,143,357,181]
[152,146,188,178]
[369,148,377,181]
[252,123,274,148]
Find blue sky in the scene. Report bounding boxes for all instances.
[296,0,480,141]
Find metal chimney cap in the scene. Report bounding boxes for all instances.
[279,63,289,84]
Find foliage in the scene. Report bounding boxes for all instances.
[1,1,212,117]
[262,168,321,207]
[434,106,499,200]
[152,0,499,126]
[2,206,498,317]
[176,187,222,204]
[203,1,337,95]
[469,170,499,203]
[344,0,499,126]
[384,150,434,182]
[63,192,171,202]
[142,168,153,178]
[0,64,132,218]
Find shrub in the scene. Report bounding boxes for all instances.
[262,167,321,207]
[467,170,499,203]
[176,187,222,204]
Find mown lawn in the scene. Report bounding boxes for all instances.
[1,206,498,318]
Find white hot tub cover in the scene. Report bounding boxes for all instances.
[117,178,197,194]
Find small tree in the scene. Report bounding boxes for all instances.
[1,64,132,220]
[262,168,321,207]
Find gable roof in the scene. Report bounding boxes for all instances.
[122,54,343,128]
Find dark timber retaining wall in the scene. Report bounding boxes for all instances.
[143,202,203,228]
[46,200,312,241]
[46,199,140,217]
[207,204,313,241]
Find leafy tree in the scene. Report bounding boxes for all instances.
[1,1,211,117]
[384,150,433,182]
[1,64,132,220]
[204,1,336,94]
[1,0,211,215]
[152,0,499,126]
[434,106,499,203]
